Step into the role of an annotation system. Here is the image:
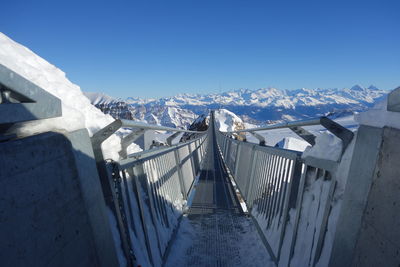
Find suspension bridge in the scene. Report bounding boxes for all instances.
[1,64,400,267]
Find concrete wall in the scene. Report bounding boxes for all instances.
[351,127,400,266]
[329,126,400,267]
[0,129,120,267]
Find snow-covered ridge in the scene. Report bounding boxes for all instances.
[0,32,137,160]
[87,83,388,126]
[214,109,245,132]
[124,85,387,109]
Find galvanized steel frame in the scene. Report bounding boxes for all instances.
[0,64,62,128]
[216,129,341,267]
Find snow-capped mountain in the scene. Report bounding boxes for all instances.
[214,109,245,132]
[123,85,387,123]
[84,92,197,129]
[180,109,247,141]
[85,84,388,128]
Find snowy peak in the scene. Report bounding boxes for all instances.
[350,84,365,91]
[368,85,379,90]
[214,109,245,132]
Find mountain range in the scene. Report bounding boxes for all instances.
[84,85,388,128]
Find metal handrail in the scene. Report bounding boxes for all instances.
[90,117,208,267]
[223,116,354,155]
[120,119,203,133]
[119,133,206,169]
[225,117,323,133]
[112,133,208,266]
[216,123,343,266]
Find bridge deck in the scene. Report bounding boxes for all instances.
[165,122,273,267]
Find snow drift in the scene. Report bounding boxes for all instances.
[0,32,137,159]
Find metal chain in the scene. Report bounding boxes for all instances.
[108,160,138,266]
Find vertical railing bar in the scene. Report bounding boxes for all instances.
[312,173,337,266]
[277,159,304,262]
[252,152,264,209]
[273,158,287,223]
[274,158,290,223]
[247,150,260,208]
[146,160,165,227]
[233,143,242,177]
[277,159,293,221]
[287,164,309,266]
[256,153,268,205]
[165,153,177,212]
[244,145,258,202]
[151,158,170,228]
[120,169,138,237]
[259,154,273,214]
[174,148,187,200]
[132,164,162,264]
[267,156,284,226]
[265,155,279,220]
[269,157,286,228]
[187,144,196,191]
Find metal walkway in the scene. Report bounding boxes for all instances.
[164,115,273,267]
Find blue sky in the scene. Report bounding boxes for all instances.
[1,0,399,98]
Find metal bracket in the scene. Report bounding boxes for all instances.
[320,117,354,154]
[387,87,400,112]
[0,64,62,126]
[90,120,124,212]
[119,129,146,159]
[289,126,316,145]
[91,120,123,148]
[249,131,266,146]
[167,131,182,146]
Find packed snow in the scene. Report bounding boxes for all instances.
[0,32,141,160]
[355,93,400,130]
[302,133,343,162]
[275,136,310,152]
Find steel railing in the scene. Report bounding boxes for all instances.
[112,134,208,266]
[215,115,353,266]
[91,119,207,266]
